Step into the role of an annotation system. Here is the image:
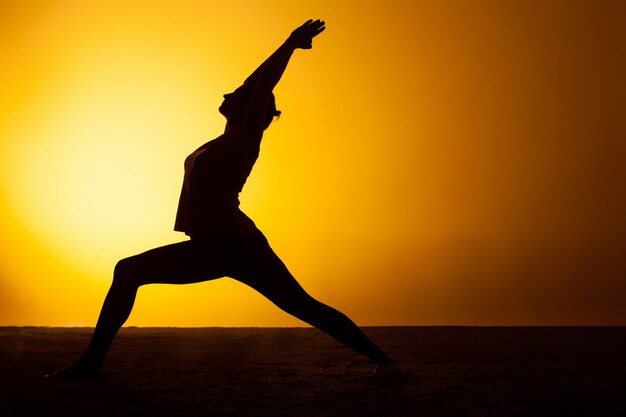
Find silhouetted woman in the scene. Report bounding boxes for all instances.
[53,20,392,378]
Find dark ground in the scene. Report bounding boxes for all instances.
[1,327,625,416]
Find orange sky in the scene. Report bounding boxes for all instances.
[1,0,625,326]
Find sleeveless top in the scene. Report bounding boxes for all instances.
[174,134,260,236]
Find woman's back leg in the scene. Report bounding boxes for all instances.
[233,240,391,364]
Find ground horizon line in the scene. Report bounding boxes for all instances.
[1,324,624,329]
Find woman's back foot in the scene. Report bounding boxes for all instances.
[373,361,397,376]
[372,361,411,385]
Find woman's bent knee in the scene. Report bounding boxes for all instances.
[113,258,139,287]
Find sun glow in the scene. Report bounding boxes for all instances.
[3,28,209,277]
[2,1,625,326]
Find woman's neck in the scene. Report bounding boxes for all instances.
[224,119,242,134]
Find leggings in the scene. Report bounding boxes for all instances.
[82,230,390,367]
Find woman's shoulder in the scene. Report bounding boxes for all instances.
[221,131,261,154]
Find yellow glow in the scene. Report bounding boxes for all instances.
[1,1,625,326]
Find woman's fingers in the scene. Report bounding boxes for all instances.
[290,19,325,49]
[311,20,325,30]
[303,19,325,31]
[312,25,326,37]
[306,20,325,39]
[299,19,314,29]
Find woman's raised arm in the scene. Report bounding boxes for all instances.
[238,20,326,138]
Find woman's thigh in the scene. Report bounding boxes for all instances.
[231,235,315,311]
[117,239,232,286]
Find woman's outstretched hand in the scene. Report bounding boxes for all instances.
[288,19,326,49]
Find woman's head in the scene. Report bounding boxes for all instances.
[219,83,281,130]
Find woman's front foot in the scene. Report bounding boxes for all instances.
[46,358,102,379]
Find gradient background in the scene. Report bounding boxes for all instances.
[1,0,625,326]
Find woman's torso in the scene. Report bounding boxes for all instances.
[174,134,260,236]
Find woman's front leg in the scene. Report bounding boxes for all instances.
[51,239,227,377]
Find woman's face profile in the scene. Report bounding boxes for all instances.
[219,87,250,120]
